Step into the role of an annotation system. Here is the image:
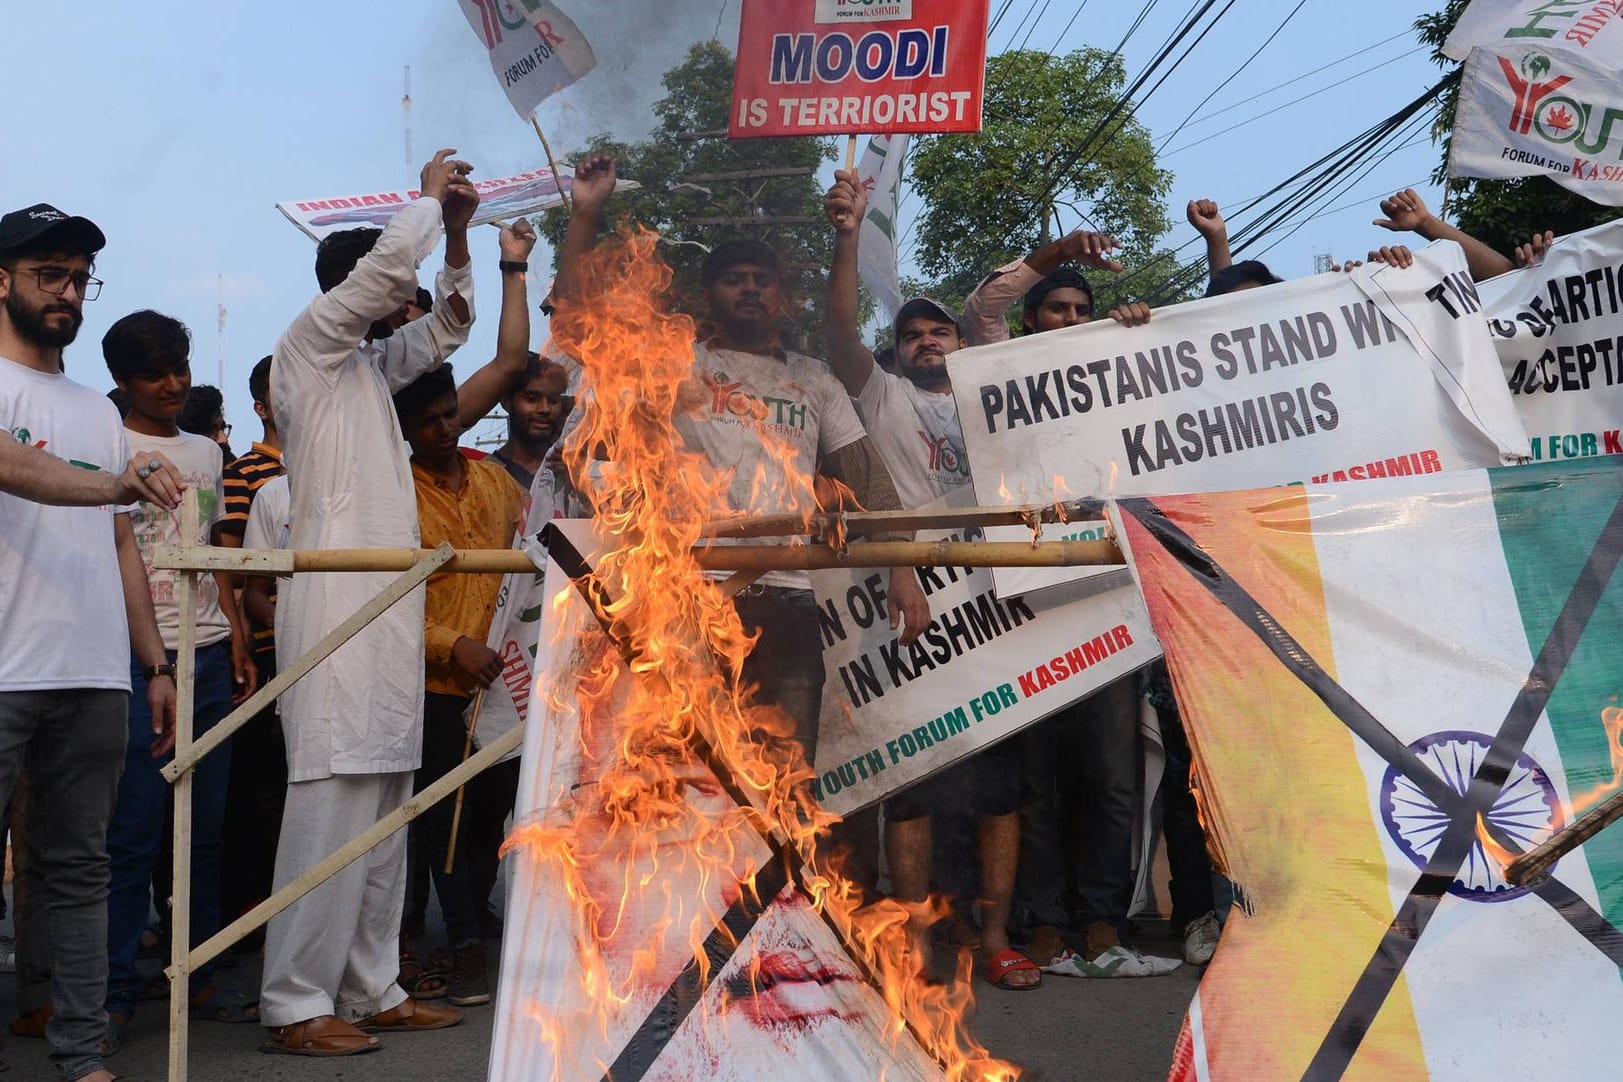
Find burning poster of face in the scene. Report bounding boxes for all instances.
[488,233,1016,1081]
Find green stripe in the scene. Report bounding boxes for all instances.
[1490,459,1623,933]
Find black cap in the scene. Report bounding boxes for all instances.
[1023,266,1093,310]
[894,297,960,338]
[0,204,106,259]
[1205,259,1282,297]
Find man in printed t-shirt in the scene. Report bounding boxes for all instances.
[824,170,1035,991]
[99,309,260,1041]
[0,203,177,1082]
[559,156,929,891]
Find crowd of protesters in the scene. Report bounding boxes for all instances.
[0,143,1561,1078]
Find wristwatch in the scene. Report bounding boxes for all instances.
[144,663,176,681]
[498,260,529,273]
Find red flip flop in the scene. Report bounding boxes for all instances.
[982,947,1042,990]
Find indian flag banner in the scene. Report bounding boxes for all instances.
[1114,460,1623,1082]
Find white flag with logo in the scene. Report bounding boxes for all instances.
[458,0,596,120]
[1443,0,1623,69]
[857,134,908,320]
[1450,43,1623,205]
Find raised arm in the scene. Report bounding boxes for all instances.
[379,157,481,392]
[554,155,618,303]
[823,170,878,397]
[0,438,183,509]
[820,436,930,645]
[282,150,471,375]
[1187,199,1232,276]
[961,229,1124,346]
[1375,188,1513,282]
[457,219,538,429]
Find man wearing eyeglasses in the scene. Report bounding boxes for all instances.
[0,203,175,1082]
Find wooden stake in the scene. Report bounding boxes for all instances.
[157,538,1120,577]
[161,544,457,784]
[443,687,488,876]
[1505,784,1623,886]
[833,134,861,227]
[531,112,571,210]
[173,725,525,978]
[168,488,199,1082]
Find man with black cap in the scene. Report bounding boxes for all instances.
[825,170,1041,990]
[0,202,179,1082]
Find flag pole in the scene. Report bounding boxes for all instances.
[530,112,571,210]
[833,134,861,227]
[443,686,488,875]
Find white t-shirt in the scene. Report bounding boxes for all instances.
[676,344,868,590]
[243,474,291,551]
[852,368,970,510]
[126,431,230,650]
[0,357,131,691]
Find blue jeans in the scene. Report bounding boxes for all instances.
[105,641,234,1018]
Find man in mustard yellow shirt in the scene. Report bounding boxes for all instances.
[394,362,524,1009]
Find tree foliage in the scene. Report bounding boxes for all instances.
[1416,2,1622,253]
[539,41,834,348]
[907,48,1180,312]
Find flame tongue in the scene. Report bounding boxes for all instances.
[503,230,1017,1080]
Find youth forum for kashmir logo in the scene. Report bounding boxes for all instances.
[814,0,913,24]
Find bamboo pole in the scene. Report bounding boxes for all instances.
[173,725,525,978]
[531,112,571,209]
[161,544,456,784]
[703,499,1105,540]
[443,688,487,876]
[832,134,861,227]
[168,488,199,1082]
[1504,785,1623,886]
[155,538,1121,577]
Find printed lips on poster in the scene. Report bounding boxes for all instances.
[729,0,990,137]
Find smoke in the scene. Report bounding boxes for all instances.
[410,1,742,181]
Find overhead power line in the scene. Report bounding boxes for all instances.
[1156,0,1313,152]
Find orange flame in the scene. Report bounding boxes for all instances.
[501,230,1017,1080]
[1475,811,1519,873]
[1566,705,1623,818]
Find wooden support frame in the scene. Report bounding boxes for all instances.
[155,506,1126,1081]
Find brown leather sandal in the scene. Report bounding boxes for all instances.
[357,997,462,1033]
[260,1015,381,1057]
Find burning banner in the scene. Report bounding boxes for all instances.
[1450,41,1623,203]
[1477,217,1623,460]
[1115,460,1623,1081]
[488,231,1016,1080]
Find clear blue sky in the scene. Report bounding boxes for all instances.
[0,1,1451,448]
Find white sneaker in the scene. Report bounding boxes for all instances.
[1042,944,1182,978]
[1182,912,1221,966]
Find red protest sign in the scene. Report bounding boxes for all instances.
[729,0,990,138]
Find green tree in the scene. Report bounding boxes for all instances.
[1416,2,1622,253]
[539,41,834,348]
[907,48,1181,314]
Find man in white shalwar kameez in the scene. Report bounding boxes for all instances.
[260,150,476,1057]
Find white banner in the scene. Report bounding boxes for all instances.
[458,0,597,119]
[950,241,1531,597]
[1478,218,1623,462]
[808,500,1159,816]
[277,167,631,242]
[1450,43,1623,204]
[857,133,908,319]
[1444,0,1623,68]
[467,465,560,756]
